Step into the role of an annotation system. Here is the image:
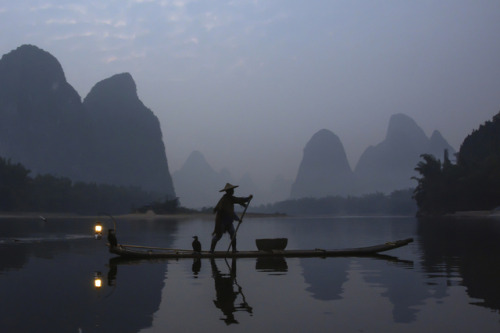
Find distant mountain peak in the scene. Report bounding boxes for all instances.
[312,128,337,139]
[172,150,231,208]
[355,113,455,194]
[291,128,354,198]
[104,72,136,92]
[1,44,66,81]
[83,72,140,113]
[429,130,455,160]
[303,129,348,159]
[429,130,447,146]
[0,44,74,100]
[386,113,428,145]
[181,150,215,174]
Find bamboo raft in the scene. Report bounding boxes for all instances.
[108,238,413,259]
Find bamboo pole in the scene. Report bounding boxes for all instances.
[227,196,253,253]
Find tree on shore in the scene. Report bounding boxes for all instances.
[0,158,30,211]
[413,112,500,215]
[0,156,163,214]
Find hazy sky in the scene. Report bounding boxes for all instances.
[2,0,500,189]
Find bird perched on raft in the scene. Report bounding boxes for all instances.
[108,229,118,248]
[192,236,202,253]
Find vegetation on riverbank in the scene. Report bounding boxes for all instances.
[253,189,416,216]
[0,157,169,215]
[413,112,500,216]
[1,155,416,217]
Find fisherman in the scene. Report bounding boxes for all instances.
[210,183,252,253]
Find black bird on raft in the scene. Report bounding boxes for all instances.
[108,229,118,248]
[192,236,202,253]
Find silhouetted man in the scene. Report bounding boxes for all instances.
[210,183,252,253]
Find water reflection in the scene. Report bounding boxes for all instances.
[417,217,500,312]
[106,252,421,326]
[100,256,292,326]
[0,217,178,333]
[90,257,168,332]
[101,257,270,326]
[301,255,414,305]
[301,257,350,301]
[192,257,201,276]
[255,257,288,274]
[3,216,500,332]
[209,258,253,325]
[358,256,422,323]
[107,258,118,286]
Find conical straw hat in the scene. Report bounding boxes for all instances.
[219,183,239,192]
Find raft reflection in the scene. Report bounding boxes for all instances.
[98,254,414,326]
[255,257,288,273]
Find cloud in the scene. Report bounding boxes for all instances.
[114,20,127,28]
[45,18,78,25]
[94,19,115,26]
[60,3,88,15]
[28,3,55,11]
[202,12,221,31]
[184,37,199,44]
[104,55,118,63]
[50,31,95,41]
[166,0,190,8]
[229,58,246,71]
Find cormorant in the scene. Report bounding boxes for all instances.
[192,236,202,253]
[107,229,118,248]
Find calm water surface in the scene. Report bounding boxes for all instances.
[1,215,500,332]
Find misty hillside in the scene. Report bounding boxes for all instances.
[0,44,89,179]
[291,114,455,199]
[354,113,455,194]
[172,151,228,208]
[173,150,291,208]
[0,44,175,197]
[291,129,354,198]
[83,73,175,194]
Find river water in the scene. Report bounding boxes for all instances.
[1,215,499,332]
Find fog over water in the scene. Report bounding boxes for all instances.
[2,1,500,191]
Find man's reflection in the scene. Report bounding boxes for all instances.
[210,258,252,325]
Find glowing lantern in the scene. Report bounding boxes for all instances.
[94,272,103,288]
[94,221,103,240]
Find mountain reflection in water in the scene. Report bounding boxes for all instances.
[1,216,500,332]
[417,217,500,311]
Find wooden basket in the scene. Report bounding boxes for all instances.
[255,238,288,251]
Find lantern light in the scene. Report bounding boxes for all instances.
[94,221,103,240]
[94,271,103,288]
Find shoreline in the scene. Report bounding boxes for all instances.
[0,211,287,220]
[444,210,500,218]
[2,210,499,220]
